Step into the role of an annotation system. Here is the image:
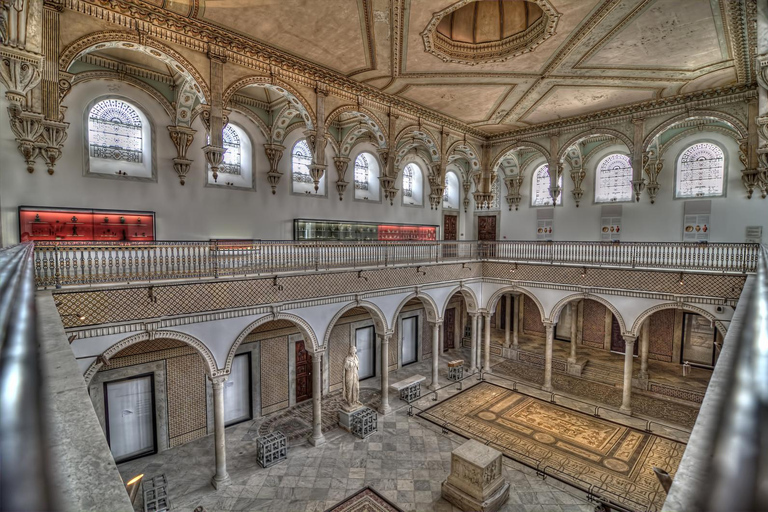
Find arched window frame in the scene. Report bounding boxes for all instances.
[674,141,727,199]
[594,153,633,203]
[401,162,424,207]
[84,96,156,182]
[206,121,256,191]
[531,163,562,206]
[290,138,326,196]
[353,151,381,202]
[354,153,369,191]
[442,170,460,210]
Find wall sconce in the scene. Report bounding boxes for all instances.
[62,313,86,321]
[67,333,78,343]
[125,474,144,504]
[357,270,368,281]
[462,262,471,271]
[580,267,587,278]
[272,276,284,291]
[416,266,427,276]
[510,263,518,273]
[678,272,684,286]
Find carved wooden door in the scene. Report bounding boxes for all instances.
[295,340,312,403]
[444,308,456,351]
[444,215,457,240]
[477,216,496,241]
[610,315,637,355]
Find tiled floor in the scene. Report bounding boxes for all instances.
[119,350,597,512]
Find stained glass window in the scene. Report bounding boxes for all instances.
[531,164,562,206]
[88,99,143,163]
[354,153,369,191]
[403,163,416,197]
[595,154,632,202]
[292,139,313,184]
[676,142,725,198]
[220,125,241,175]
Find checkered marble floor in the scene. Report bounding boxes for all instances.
[118,350,597,512]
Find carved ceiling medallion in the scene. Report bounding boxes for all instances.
[421,0,560,66]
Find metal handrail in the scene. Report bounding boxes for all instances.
[32,240,759,288]
[0,243,55,511]
[697,243,768,511]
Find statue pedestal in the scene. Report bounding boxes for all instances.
[442,439,509,512]
[338,405,364,432]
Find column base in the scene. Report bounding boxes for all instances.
[428,383,439,391]
[308,434,326,447]
[483,367,493,374]
[378,403,392,415]
[619,406,632,415]
[541,385,553,393]
[567,357,577,364]
[211,474,230,490]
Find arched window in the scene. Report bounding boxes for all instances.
[595,154,632,202]
[676,142,725,198]
[220,125,241,175]
[402,163,423,206]
[88,99,143,163]
[292,139,313,184]
[354,153,369,191]
[531,164,562,206]
[443,172,460,209]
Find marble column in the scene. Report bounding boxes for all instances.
[543,322,554,392]
[504,295,512,348]
[621,336,637,414]
[568,303,578,364]
[309,353,326,446]
[469,313,478,372]
[429,322,441,390]
[639,320,650,380]
[483,313,492,373]
[512,295,519,347]
[379,334,392,415]
[476,315,483,372]
[210,376,230,489]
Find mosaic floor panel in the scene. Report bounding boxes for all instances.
[419,382,685,512]
[325,486,404,512]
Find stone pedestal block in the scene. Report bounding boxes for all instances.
[338,405,364,432]
[441,439,509,512]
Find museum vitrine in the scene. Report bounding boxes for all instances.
[19,206,156,242]
[294,219,438,242]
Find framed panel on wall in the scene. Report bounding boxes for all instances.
[600,205,622,242]
[682,200,711,242]
[19,206,156,242]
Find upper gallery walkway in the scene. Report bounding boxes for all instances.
[33,240,759,289]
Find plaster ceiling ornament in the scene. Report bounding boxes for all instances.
[421,0,560,66]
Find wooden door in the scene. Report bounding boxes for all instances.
[443,215,457,240]
[477,216,497,241]
[610,315,637,355]
[295,340,312,403]
[444,308,456,351]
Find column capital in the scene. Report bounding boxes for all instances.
[429,320,443,328]
[623,335,638,345]
[377,332,394,342]
[542,320,555,328]
[208,375,229,386]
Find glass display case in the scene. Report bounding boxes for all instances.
[19,206,156,242]
[294,219,438,242]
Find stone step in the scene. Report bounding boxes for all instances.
[581,361,624,386]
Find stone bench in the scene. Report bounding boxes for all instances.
[390,374,426,402]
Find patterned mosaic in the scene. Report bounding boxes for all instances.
[101,339,196,369]
[483,263,746,298]
[326,487,403,512]
[389,321,398,367]
[55,263,481,328]
[420,383,685,511]
[421,311,432,357]
[523,295,544,335]
[582,300,606,348]
[649,309,675,361]
[330,324,349,388]
[167,354,208,447]
[261,335,289,413]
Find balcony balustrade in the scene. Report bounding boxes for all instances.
[32,240,759,288]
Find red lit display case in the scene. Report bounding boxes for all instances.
[294,219,438,241]
[19,206,156,242]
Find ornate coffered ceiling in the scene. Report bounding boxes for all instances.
[93,0,756,136]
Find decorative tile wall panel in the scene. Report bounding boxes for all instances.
[523,295,545,335]
[649,309,675,362]
[167,354,207,447]
[261,336,289,411]
[582,300,606,348]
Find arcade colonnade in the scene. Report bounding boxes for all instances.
[73,279,732,488]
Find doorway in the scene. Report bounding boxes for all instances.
[555,303,573,342]
[355,326,376,380]
[477,215,497,241]
[104,374,157,463]
[681,313,716,367]
[401,316,418,366]
[225,353,252,426]
[444,308,456,351]
[295,340,312,403]
[443,214,458,258]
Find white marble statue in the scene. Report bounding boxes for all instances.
[342,345,361,411]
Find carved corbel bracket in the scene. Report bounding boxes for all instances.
[202,145,226,183]
[379,176,397,205]
[462,178,471,212]
[168,125,196,185]
[548,163,562,203]
[263,143,285,194]
[308,164,326,192]
[0,46,43,106]
[333,156,350,201]
[631,179,646,202]
[8,104,44,173]
[504,175,523,211]
[38,120,69,175]
[738,138,765,199]
[569,168,586,207]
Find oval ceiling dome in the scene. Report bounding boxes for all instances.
[436,0,544,45]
